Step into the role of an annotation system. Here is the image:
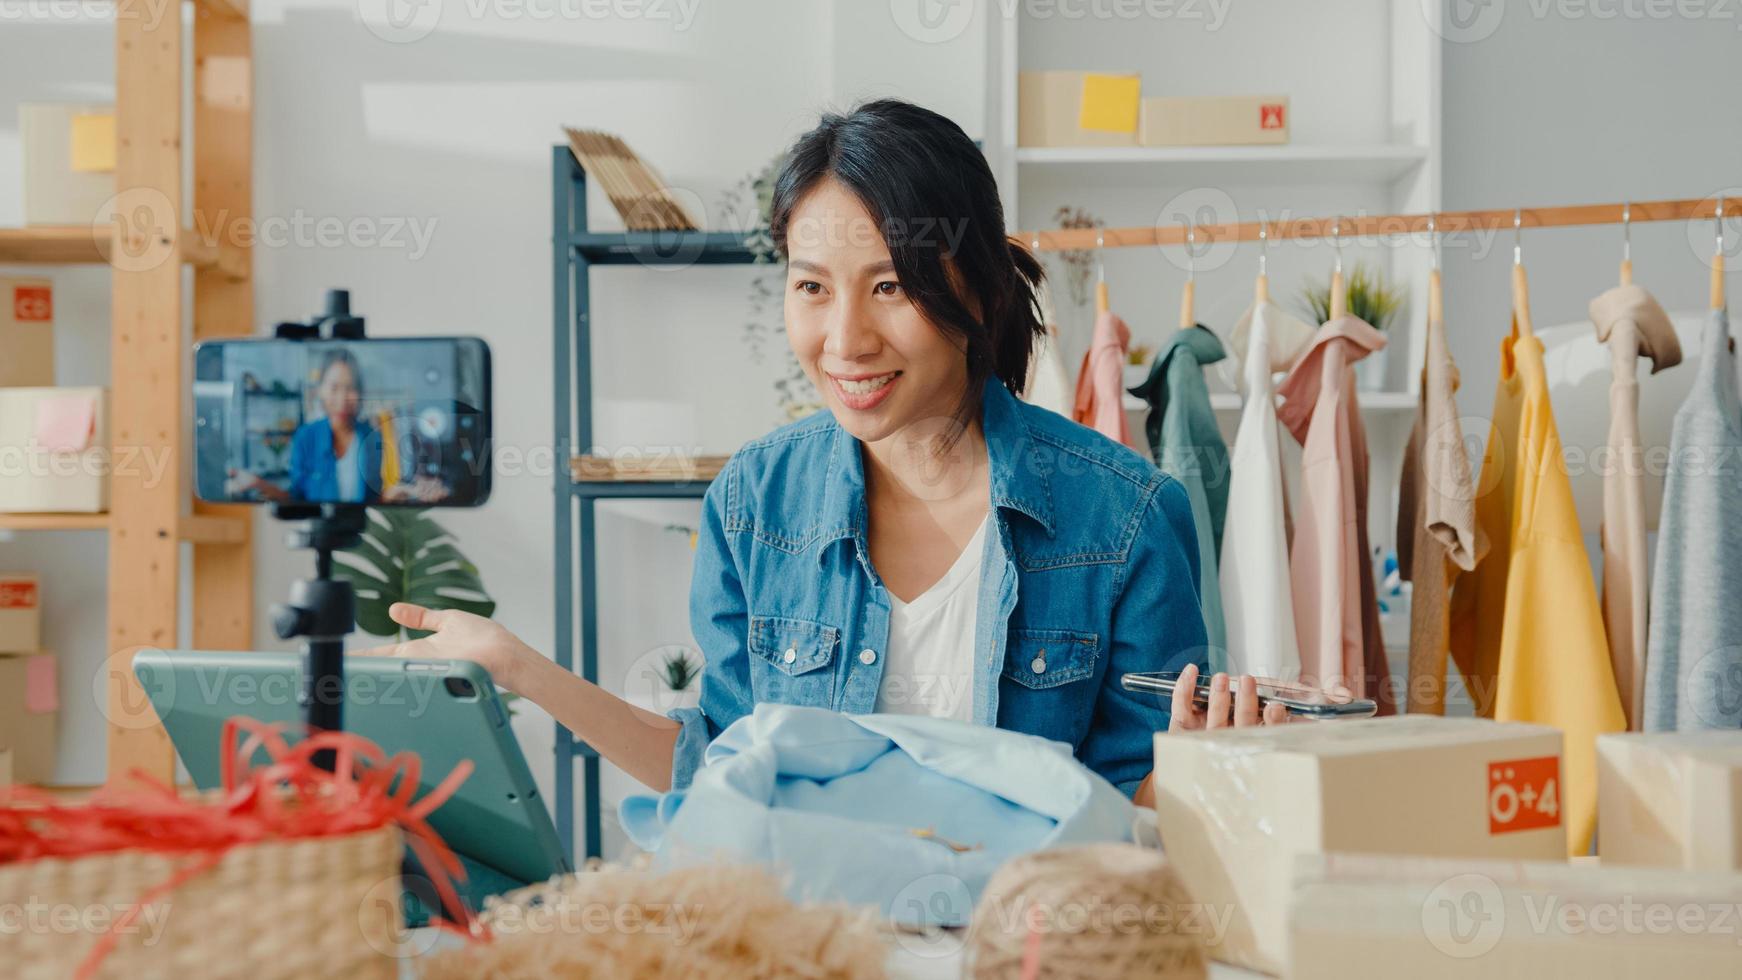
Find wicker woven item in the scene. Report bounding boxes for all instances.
[0,717,480,980]
[1,823,404,980]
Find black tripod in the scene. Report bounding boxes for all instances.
[269,289,369,768]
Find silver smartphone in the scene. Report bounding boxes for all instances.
[1122,671,1379,719]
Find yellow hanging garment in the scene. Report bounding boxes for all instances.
[1449,323,1625,856]
[378,410,402,489]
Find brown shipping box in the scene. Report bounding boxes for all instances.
[0,574,42,653]
[1599,731,1742,871]
[1289,852,1742,978]
[1,277,56,388]
[0,653,58,784]
[1017,71,1140,148]
[1139,95,1290,147]
[1152,716,1567,975]
[0,387,109,513]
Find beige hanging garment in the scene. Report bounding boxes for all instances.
[1588,283,1681,730]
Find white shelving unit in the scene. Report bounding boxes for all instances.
[985,0,1442,552]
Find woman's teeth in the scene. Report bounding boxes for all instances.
[837,374,897,395]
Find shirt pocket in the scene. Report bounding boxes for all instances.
[1002,627,1100,690]
[748,615,840,706]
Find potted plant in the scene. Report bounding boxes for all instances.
[333,508,511,705]
[1297,262,1407,391]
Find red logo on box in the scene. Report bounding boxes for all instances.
[1488,755,1561,834]
[0,580,39,609]
[1260,103,1286,130]
[13,285,52,323]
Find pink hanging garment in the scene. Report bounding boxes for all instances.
[1072,307,1137,448]
[1276,315,1396,714]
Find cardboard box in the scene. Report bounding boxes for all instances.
[1599,731,1742,871]
[1288,852,1742,978]
[1152,716,1567,975]
[0,653,59,785]
[0,387,109,513]
[1,277,56,388]
[0,574,41,654]
[21,104,116,226]
[1139,95,1290,147]
[1017,71,1141,148]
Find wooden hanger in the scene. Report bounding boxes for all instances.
[1329,218,1347,321]
[1254,223,1270,304]
[1713,195,1727,311]
[1512,209,1535,338]
[1428,214,1444,328]
[1095,229,1110,314]
[1620,202,1633,286]
[1179,224,1196,330]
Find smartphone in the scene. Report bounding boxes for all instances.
[193,337,491,507]
[1121,671,1379,719]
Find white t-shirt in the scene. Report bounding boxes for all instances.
[873,514,990,722]
[335,430,364,503]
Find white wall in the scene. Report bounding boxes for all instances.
[4,1,1737,852]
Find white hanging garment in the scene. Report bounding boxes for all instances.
[1024,276,1073,417]
[1219,300,1315,679]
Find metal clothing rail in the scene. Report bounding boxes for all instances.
[1012,194,1738,252]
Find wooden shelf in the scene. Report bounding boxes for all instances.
[0,513,110,532]
[0,512,248,541]
[572,453,729,483]
[1015,144,1431,185]
[0,226,247,280]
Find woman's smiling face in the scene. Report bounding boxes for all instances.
[783,178,972,446]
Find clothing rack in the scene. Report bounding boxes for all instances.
[1014,194,1736,251]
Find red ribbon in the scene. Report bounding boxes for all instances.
[0,716,486,977]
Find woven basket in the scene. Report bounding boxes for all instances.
[0,823,406,980]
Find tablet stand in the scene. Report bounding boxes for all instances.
[269,289,368,768]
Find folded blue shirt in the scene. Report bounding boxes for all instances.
[620,703,1138,926]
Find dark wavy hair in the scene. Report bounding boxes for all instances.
[768,99,1045,414]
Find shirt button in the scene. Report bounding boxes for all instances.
[1031,650,1047,674]
[783,648,797,664]
[859,649,877,665]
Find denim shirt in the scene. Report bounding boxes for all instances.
[670,378,1209,795]
[288,417,381,504]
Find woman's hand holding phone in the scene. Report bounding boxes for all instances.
[1167,663,1291,731]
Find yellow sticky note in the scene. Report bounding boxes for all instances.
[69,113,116,173]
[1078,74,1140,134]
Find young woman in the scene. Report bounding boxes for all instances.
[371,99,1284,807]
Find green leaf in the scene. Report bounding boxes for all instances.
[337,507,496,640]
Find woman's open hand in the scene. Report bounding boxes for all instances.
[353,603,540,695]
[1167,663,1290,731]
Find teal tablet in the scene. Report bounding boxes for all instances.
[132,649,571,910]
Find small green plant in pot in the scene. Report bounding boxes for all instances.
[1297,261,1405,331]
[1298,262,1407,390]
[661,649,702,692]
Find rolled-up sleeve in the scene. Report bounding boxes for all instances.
[1080,474,1209,796]
[670,457,754,790]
